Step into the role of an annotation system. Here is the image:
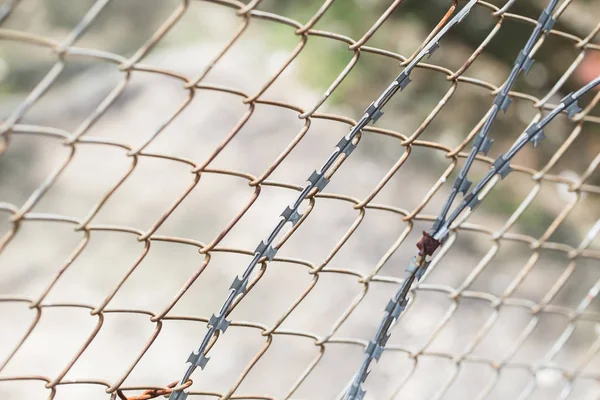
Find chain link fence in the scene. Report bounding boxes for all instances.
[0,0,599,399]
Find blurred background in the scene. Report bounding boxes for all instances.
[0,0,599,399]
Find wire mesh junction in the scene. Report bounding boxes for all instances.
[0,0,600,399]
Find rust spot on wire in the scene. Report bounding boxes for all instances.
[416,231,441,257]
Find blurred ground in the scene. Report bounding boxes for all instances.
[0,1,599,400]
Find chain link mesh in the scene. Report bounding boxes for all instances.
[0,0,599,399]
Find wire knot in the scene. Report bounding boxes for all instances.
[115,380,192,400]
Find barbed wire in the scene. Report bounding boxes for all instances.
[344,74,600,399]
[0,0,599,399]
[342,1,600,398]
[168,2,484,399]
[431,0,559,239]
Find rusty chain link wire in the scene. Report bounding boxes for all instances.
[113,379,192,400]
[1,0,600,399]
